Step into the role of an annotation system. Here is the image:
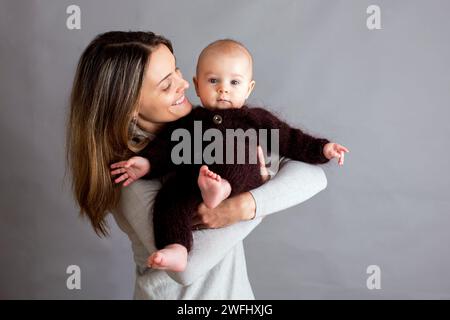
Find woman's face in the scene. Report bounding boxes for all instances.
[137,44,192,133]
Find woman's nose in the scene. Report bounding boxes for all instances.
[176,77,189,93]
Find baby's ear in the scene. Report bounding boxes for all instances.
[246,80,256,99]
[193,77,200,97]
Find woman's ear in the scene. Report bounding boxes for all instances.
[246,80,256,99]
[133,110,140,122]
[193,77,200,97]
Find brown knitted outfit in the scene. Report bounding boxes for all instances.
[140,105,330,251]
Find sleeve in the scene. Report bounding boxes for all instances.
[139,135,174,179]
[138,111,196,179]
[169,217,263,285]
[248,107,330,164]
[115,178,262,286]
[249,157,328,218]
[117,159,327,286]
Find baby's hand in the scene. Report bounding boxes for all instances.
[110,156,150,187]
[323,143,349,166]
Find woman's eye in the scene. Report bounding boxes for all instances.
[163,82,172,91]
[231,80,240,85]
[208,78,218,84]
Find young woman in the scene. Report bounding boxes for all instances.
[67,31,327,299]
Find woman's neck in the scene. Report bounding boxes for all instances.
[137,118,164,135]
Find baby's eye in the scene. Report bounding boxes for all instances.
[208,78,218,84]
[231,80,240,85]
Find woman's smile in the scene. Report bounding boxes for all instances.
[173,95,186,106]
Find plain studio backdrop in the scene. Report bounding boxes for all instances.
[1,0,449,299]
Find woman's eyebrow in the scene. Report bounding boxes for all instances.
[157,73,172,86]
[157,57,177,86]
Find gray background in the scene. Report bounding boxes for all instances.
[1,0,449,299]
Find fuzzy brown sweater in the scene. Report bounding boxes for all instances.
[140,105,329,251]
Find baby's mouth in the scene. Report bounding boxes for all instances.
[217,98,231,104]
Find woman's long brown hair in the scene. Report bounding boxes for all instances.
[66,31,172,236]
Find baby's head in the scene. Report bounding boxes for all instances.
[193,39,255,110]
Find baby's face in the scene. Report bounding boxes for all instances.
[194,50,255,110]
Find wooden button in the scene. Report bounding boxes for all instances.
[213,114,223,125]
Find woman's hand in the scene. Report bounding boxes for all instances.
[192,192,256,229]
[110,156,150,186]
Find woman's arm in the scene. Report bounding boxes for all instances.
[116,158,326,286]
[167,158,327,285]
[250,157,328,218]
[114,179,260,285]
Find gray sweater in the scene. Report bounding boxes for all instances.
[112,158,327,299]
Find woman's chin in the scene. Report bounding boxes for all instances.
[168,99,192,118]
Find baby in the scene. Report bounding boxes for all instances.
[111,39,349,272]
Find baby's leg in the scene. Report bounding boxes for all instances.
[210,162,263,197]
[147,243,188,272]
[153,175,201,251]
[151,175,202,272]
[197,165,232,209]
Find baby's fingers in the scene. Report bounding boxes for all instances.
[110,161,128,169]
[336,145,350,153]
[332,150,341,159]
[124,158,137,168]
[111,168,127,176]
[257,146,270,181]
[257,146,266,167]
[123,177,135,187]
[338,151,345,166]
[114,173,129,184]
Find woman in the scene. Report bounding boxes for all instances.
[67,31,327,299]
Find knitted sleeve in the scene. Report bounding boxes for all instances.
[138,136,172,179]
[247,107,330,164]
[138,111,195,179]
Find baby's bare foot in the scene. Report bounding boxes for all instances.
[197,165,231,209]
[147,244,187,272]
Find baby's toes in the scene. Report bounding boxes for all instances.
[200,165,209,175]
[147,255,154,267]
[154,253,163,264]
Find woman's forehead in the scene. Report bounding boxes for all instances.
[146,45,176,85]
